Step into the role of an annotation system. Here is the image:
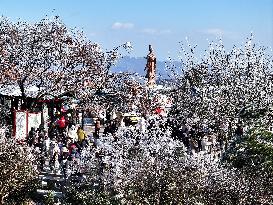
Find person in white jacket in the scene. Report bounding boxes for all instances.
[99,110,106,126]
[201,135,212,153]
[137,117,147,133]
[44,135,51,158]
[68,125,78,142]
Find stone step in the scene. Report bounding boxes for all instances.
[41,181,47,187]
[42,165,51,170]
[40,180,63,191]
[40,186,63,192]
[39,171,64,177]
[39,175,65,182]
[36,189,63,198]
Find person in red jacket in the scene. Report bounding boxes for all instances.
[58,116,66,129]
[57,116,68,142]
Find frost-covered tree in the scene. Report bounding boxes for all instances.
[0,136,39,203]
[75,42,134,113]
[0,16,132,111]
[89,72,148,114]
[63,125,273,204]
[62,34,273,204]
[64,126,185,204]
[0,16,86,104]
[166,34,273,132]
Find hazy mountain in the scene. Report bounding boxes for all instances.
[111,56,179,79]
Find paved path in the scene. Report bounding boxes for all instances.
[35,127,225,204]
[36,125,105,203]
[36,159,64,204]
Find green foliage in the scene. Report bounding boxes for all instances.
[44,191,55,205]
[4,178,39,205]
[239,105,269,121]
[0,138,39,203]
[64,186,120,205]
[225,127,273,171]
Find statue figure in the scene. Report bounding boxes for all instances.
[145,45,156,87]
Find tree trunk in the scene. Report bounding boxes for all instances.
[19,82,27,110]
[18,76,28,110]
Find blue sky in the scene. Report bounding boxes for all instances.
[0,0,272,60]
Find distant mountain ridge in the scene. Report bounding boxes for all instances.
[111,56,179,78]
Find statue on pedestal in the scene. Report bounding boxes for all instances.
[145,45,156,87]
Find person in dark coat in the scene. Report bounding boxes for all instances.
[27,127,36,147]
[197,130,204,152]
[110,120,118,134]
[235,124,243,136]
[95,119,101,137]
[103,122,111,135]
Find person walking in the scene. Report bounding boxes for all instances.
[77,126,86,142]
[49,139,60,172]
[138,117,147,133]
[197,130,204,152]
[60,146,69,179]
[68,124,78,142]
[27,127,36,147]
[95,119,101,138]
[43,135,51,158]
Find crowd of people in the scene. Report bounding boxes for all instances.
[26,124,86,177]
[24,113,244,181]
[124,115,244,155]
[24,113,122,179]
